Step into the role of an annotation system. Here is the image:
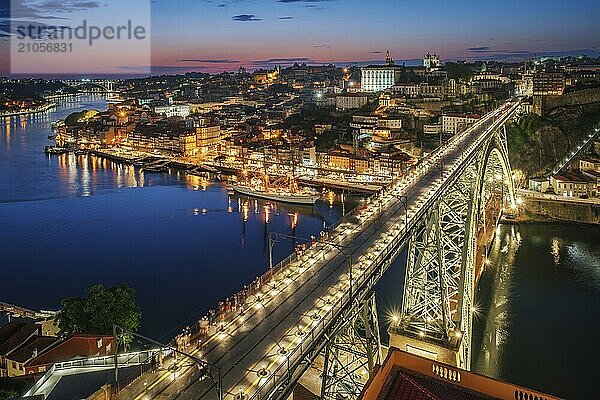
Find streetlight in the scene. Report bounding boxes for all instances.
[390,194,408,233]
[268,232,353,299]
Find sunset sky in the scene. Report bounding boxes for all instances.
[1,0,599,77]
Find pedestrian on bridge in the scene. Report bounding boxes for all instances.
[199,316,209,335]
[209,309,216,326]
[218,301,225,320]
[151,353,157,373]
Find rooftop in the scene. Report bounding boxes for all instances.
[552,170,595,183]
[360,348,562,400]
[26,335,114,368]
[7,335,58,363]
[0,320,40,355]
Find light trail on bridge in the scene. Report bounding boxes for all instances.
[117,99,522,400]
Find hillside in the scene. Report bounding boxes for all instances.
[507,101,600,178]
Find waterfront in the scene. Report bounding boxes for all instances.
[0,96,355,340]
[1,97,599,399]
[471,223,600,400]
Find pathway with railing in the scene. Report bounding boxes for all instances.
[113,99,522,400]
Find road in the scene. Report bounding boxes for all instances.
[116,99,521,400]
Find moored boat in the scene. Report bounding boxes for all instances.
[232,184,320,205]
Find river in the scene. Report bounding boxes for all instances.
[0,96,356,340]
[1,96,598,399]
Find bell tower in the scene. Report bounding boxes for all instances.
[385,49,394,66]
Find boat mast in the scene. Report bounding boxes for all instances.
[262,145,269,188]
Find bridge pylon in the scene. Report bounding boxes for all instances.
[320,291,381,400]
[393,124,516,371]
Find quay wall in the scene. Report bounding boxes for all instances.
[534,87,600,115]
[519,196,600,225]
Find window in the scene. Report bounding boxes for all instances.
[38,366,46,372]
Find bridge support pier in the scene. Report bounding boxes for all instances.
[387,328,463,367]
[397,123,517,372]
[320,292,381,400]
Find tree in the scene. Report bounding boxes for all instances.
[54,284,142,339]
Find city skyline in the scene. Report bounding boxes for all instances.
[1,0,600,77]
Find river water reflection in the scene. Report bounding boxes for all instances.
[0,96,356,339]
[1,96,598,399]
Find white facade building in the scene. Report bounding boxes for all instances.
[153,104,191,118]
[361,67,401,92]
[441,113,480,135]
[361,50,401,92]
[335,94,368,110]
[423,53,441,69]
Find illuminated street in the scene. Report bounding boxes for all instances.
[113,100,521,400]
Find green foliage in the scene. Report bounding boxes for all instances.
[64,110,89,125]
[0,389,19,400]
[544,185,556,194]
[507,103,600,178]
[444,61,474,82]
[54,284,141,338]
[284,106,338,130]
[315,129,352,152]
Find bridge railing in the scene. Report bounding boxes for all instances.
[163,102,507,344]
[247,101,523,400]
[146,100,520,400]
[249,200,413,400]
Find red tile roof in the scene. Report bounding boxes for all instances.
[0,321,40,355]
[25,335,114,368]
[7,336,58,363]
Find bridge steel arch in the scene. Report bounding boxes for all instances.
[157,103,521,400]
[250,108,521,400]
[62,80,114,93]
[397,125,516,370]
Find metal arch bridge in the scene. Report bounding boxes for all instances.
[61,78,115,93]
[117,99,522,400]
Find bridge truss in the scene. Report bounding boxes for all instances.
[399,126,515,369]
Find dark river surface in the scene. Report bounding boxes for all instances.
[1,96,598,399]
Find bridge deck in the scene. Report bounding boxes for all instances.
[117,100,521,400]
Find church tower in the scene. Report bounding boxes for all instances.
[385,49,394,66]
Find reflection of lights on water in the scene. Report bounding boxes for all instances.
[328,191,335,209]
[551,237,560,265]
[242,202,249,222]
[289,212,298,228]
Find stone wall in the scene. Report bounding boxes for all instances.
[521,197,600,225]
[534,87,600,115]
[86,385,111,400]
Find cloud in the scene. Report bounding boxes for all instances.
[370,51,382,54]
[313,44,329,48]
[38,0,101,13]
[467,47,537,55]
[468,46,491,52]
[177,59,239,63]
[232,14,261,21]
[251,57,316,68]
[277,16,294,20]
[277,0,332,2]
[218,0,245,7]
[253,57,313,63]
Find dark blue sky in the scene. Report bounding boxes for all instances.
[149,0,599,72]
[1,0,599,75]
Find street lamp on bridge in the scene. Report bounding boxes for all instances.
[268,232,354,300]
